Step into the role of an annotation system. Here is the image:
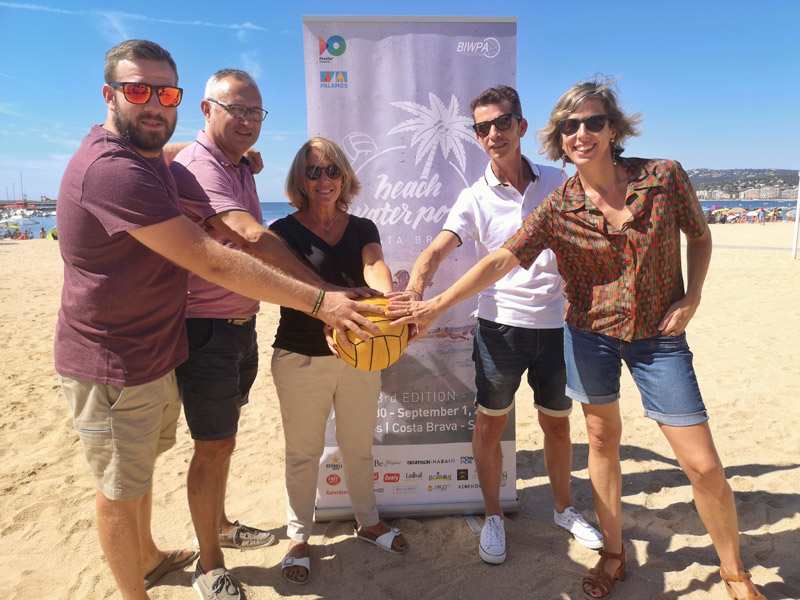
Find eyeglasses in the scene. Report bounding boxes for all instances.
[109,82,183,107]
[304,164,341,180]
[206,98,268,122]
[472,113,522,138]
[558,114,610,136]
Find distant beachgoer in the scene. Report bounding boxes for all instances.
[389,76,764,600]
[56,39,383,600]
[39,227,46,238]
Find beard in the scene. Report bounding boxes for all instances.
[113,107,176,153]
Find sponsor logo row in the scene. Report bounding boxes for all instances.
[314,34,501,89]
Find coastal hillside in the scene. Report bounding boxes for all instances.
[687,168,798,192]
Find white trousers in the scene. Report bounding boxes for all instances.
[271,349,381,541]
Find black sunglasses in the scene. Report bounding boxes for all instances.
[472,113,522,138]
[558,114,610,136]
[305,164,341,180]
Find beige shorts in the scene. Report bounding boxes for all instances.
[60,371,182,500]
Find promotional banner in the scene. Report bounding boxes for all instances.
[303,16,518,518]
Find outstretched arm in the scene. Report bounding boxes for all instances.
[387,247,520,342]
[393,230,460,300]
[128,215,381,343]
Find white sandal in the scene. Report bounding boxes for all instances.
[281,555,311,585]
[355,526,407,554]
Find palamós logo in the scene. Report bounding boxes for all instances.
[320,71,348,89]
[326,474,341,486]
[319,35,346,58]
[455,37,501,58]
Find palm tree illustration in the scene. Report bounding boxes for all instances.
[388,92,481,180]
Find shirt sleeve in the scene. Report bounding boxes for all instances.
[670,160,707,239]
[84,151,181,236]
[502,196,555,270]
[171,153,244,225]
[441,187,477,245]
[357,216,382,247]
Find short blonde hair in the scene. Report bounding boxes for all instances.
[538,75,642,163]
[284,137,361,211]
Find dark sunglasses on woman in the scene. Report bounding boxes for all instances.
[558,114,609,136]
[305,164,341,180]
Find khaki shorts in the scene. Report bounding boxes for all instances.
[60,371,182,500]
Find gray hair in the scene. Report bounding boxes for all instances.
[204,69,258,99]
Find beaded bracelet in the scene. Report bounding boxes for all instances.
[311,289,325,315]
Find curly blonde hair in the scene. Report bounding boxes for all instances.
[538,75,642,163]
[284,137,361,211]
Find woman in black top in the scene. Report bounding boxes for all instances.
[270,137,405,585]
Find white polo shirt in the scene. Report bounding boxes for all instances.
[442,157,565,329]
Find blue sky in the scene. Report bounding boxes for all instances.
[1,1,798,203]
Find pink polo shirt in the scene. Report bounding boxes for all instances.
[170,131,263,318]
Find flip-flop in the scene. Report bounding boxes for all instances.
[144,549,200,589]
[355,526,407,554]
[281,555,311,585]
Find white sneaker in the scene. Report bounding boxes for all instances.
[478,515,506,564]
[554,506,603,549]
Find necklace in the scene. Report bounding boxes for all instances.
[322,215,339,236]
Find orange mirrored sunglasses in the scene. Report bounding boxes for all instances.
[110,82,183,107]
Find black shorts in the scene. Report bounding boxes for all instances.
[176,317,258,441]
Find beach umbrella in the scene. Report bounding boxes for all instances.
[709,205,724,211]
[712,208,729,214]
[727,207,746,214]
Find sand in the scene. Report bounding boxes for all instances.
[1,222,798,600]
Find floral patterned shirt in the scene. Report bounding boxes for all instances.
[503,158,707,341]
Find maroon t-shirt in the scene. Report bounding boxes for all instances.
[54,125,188,386]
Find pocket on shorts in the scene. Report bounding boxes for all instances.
[186,319,215,351]
[478,318,510,335]
[650,333,690,352]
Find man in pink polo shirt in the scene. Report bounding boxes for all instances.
[171,69,327,599]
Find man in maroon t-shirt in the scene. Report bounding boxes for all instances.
[56,40,382,600]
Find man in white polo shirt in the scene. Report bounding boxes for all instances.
[402,85,602,564]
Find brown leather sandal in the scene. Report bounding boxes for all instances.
[582,547,626,599]
[720,568,766,600]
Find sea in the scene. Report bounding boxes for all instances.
[11,202,295,236]
[12,198,798,236]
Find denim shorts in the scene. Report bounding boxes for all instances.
[472,319,572,417]
[175,317,259,441]
[563,324,708,426]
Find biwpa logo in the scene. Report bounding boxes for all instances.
[456,37,501,58]
[384,473,401,483]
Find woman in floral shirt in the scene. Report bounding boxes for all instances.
[388,77,763,600]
